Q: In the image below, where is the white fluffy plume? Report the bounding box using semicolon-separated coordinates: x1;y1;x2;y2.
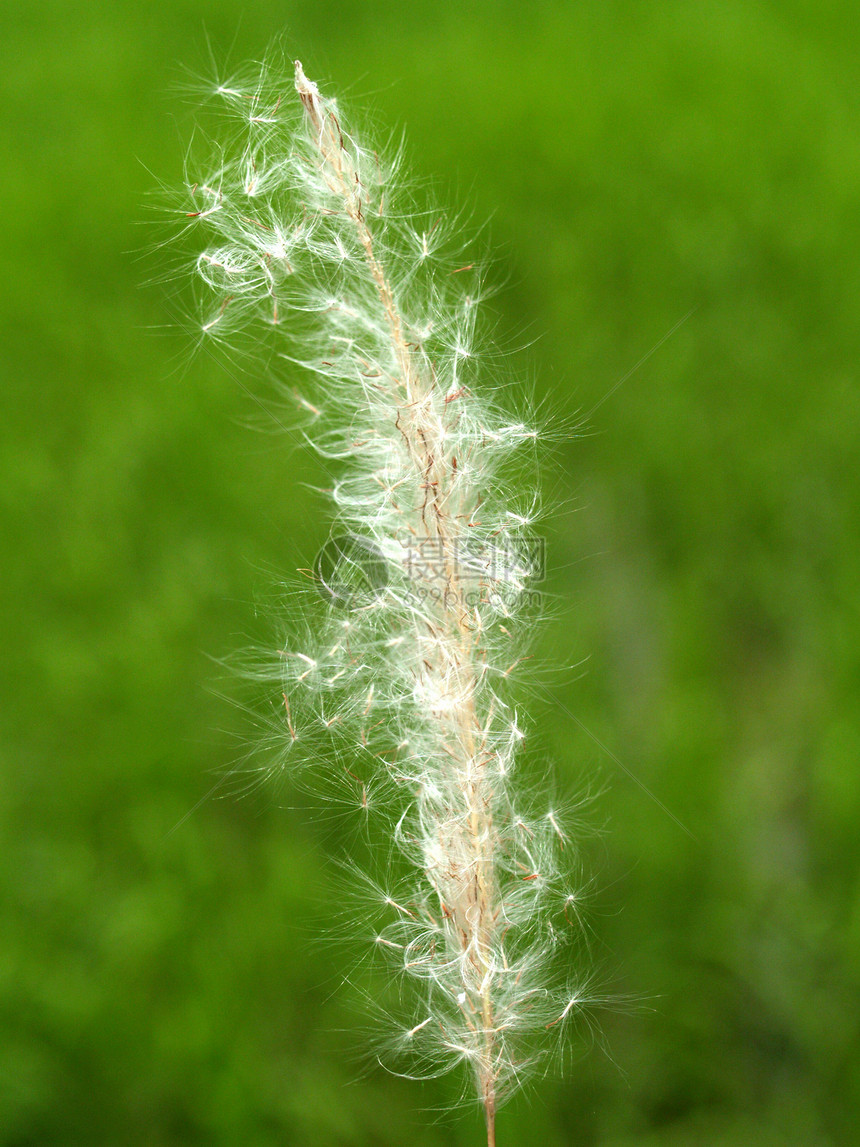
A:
173;56;592;1143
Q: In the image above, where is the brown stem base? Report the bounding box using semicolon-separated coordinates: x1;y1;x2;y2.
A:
486;1098;496;1147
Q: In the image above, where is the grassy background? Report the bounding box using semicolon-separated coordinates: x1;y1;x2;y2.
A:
2;0;859;1143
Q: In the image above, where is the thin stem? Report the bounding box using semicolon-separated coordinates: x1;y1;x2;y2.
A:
295;60;500;1129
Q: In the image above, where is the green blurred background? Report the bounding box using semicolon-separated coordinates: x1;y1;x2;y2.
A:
2;0;858;1143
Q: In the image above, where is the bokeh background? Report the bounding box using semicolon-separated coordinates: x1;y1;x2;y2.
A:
2;1;859;1143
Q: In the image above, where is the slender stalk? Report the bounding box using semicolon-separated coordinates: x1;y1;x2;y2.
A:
296;60;500;1129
